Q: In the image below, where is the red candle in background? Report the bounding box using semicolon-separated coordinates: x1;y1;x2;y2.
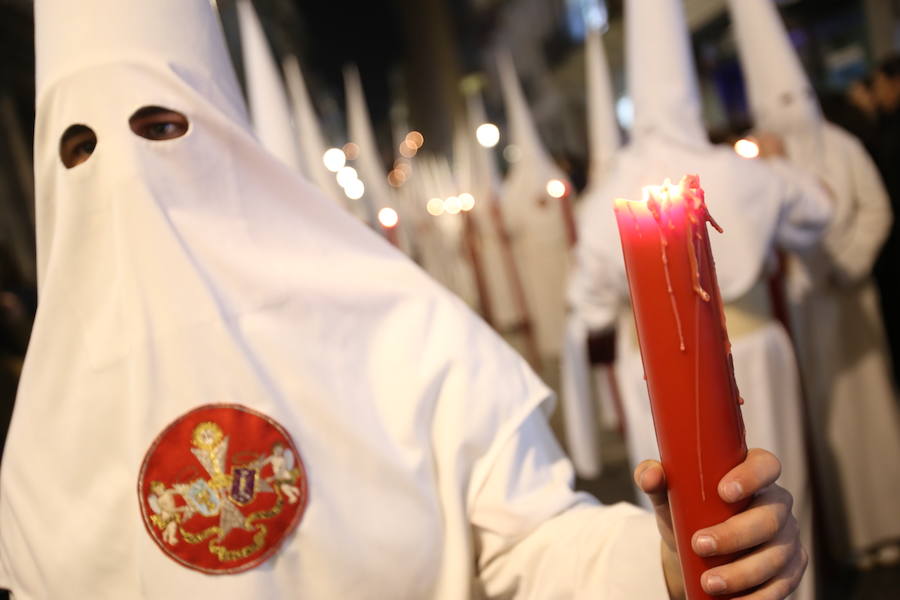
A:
613;175;749;600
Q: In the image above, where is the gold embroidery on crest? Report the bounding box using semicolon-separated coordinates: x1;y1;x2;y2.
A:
146;420;303;564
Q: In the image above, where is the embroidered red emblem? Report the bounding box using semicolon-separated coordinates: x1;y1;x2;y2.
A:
138;404;307;574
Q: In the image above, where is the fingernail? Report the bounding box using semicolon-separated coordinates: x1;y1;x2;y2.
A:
722;481;743;502
704;574;726;593
634;466;646;486
695;535;716;555
639;468;650;488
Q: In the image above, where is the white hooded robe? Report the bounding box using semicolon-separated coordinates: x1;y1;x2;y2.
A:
568;1;832;598
560;27;622;478
0;1;669;597
497;53;574;365
729;0;900;560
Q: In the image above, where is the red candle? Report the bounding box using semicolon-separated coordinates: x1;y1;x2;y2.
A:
614;175;748;600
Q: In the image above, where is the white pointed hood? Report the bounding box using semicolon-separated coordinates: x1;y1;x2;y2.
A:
35;0;247;127
236;0;303;170
496;51;571;229
626;0;708;148
727;0;821;135
344;65;393;221
5;0;553;594
32;0;249;287
585;29;621;184
282;54;346;206
497;51;557;177
571;0;833;314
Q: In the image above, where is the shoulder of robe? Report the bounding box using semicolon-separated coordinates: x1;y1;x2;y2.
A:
424;289;552;463
822;121;865;155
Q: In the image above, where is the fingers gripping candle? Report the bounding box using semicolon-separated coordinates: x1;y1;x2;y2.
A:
614;175;748;600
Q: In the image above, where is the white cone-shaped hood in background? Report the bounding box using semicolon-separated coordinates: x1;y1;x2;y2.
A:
495;50;572;225
585;28;621;185
345;64;393;224
727;0;821;134
235;0;304;171
282;54;346;207
625;0;708;147
496;51;558;179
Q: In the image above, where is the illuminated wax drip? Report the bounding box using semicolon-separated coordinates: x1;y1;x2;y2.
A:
640;184;683;350
643;175;727;502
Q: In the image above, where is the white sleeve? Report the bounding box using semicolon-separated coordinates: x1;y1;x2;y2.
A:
823;135;893;284
470;408;669;599
768;158;832;252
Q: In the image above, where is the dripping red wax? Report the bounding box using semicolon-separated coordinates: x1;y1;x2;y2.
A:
614;175;749;600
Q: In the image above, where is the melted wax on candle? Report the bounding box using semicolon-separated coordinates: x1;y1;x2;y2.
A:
644;175;734;503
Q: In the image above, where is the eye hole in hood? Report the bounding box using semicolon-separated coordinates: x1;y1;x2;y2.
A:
129;105;189;141
59;123;97;169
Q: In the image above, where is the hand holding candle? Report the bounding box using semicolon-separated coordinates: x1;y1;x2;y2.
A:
614;176;804;598
637;450;805;599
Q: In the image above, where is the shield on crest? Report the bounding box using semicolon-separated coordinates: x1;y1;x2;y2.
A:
185;479;222;517
230;467;257;504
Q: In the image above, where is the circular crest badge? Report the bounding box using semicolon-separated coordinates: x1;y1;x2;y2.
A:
138;404;307;574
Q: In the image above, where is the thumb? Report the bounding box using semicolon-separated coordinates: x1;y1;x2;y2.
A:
634;460;675;546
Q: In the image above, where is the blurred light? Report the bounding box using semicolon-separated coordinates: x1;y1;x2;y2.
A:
378;207;399;228
387;169;407;187
459;192;476;211
444;196;462;215
344;178;365;200
343;142;360;160
405;131;424;149
426;197;445;216
616;96;634;130
503;144;522;163
399;140;417;158
546;179;567;199
734;138;760;159
476;123;500;148
322;148;346;172
336;166;359;188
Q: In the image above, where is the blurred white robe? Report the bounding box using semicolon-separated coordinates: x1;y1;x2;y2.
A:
784;123;900;558
727;0;900;559
497;54;573;363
